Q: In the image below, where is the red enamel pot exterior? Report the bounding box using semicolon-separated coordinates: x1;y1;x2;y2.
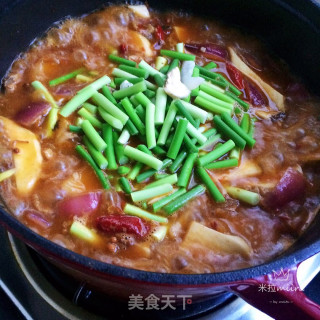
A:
2;213;320;319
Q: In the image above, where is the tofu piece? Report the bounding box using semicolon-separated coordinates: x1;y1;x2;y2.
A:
0;116;42;195
229;47;285;111
128;5;150;18
164;67;190;99
182;221;252;258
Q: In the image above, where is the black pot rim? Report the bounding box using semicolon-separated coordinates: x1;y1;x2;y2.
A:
1;206;320;285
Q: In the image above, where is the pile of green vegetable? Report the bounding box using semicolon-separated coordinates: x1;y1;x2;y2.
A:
32;43;260;224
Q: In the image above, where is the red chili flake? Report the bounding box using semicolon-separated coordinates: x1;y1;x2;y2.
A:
119;44;128;55
210;221;218;231
155;25;165;42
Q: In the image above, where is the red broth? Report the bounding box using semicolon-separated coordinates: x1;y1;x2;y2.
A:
0;5;319;273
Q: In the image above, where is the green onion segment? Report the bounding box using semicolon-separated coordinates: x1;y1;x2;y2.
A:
35;48;258;224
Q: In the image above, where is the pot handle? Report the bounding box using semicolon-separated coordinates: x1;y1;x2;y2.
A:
228;264;320;320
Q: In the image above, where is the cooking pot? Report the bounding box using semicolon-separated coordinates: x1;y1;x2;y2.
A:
0;1;320;319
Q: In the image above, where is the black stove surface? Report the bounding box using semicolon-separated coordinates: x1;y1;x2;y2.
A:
0;287;25;320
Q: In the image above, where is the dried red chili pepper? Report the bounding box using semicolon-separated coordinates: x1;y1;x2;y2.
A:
96;214;150;237
226;63;244;90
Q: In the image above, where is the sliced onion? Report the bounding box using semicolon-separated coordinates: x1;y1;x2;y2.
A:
185;43;228;60
181;61;195;80
25;210;52;229
264;167;307;209
14;102;51;127
180;61;205;90
57;192;102;217
245;80;267;106
120;80;133;90
54;83;84;96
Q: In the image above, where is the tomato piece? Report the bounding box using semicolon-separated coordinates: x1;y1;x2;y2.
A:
155;25;165;42
96;215;149;237
226;63;244;90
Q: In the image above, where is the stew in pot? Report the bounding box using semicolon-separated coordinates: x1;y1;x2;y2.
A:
0;4;319;273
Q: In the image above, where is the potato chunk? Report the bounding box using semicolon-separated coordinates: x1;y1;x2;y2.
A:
174;26;189;43
128;5;150;18
214;159;262;182
127;30;153;57
0;116;42;195
182;221;252;258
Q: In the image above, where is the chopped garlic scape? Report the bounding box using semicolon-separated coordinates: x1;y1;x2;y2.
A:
128;5;150;18
155;56;167;70
151;225;168;242
181;61;205;90
0;168;16;183
70;221;100;244
164;67;190;99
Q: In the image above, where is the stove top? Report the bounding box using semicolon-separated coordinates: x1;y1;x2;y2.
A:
1;227;319;320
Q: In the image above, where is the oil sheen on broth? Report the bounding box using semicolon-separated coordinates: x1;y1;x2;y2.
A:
0;4;319;274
